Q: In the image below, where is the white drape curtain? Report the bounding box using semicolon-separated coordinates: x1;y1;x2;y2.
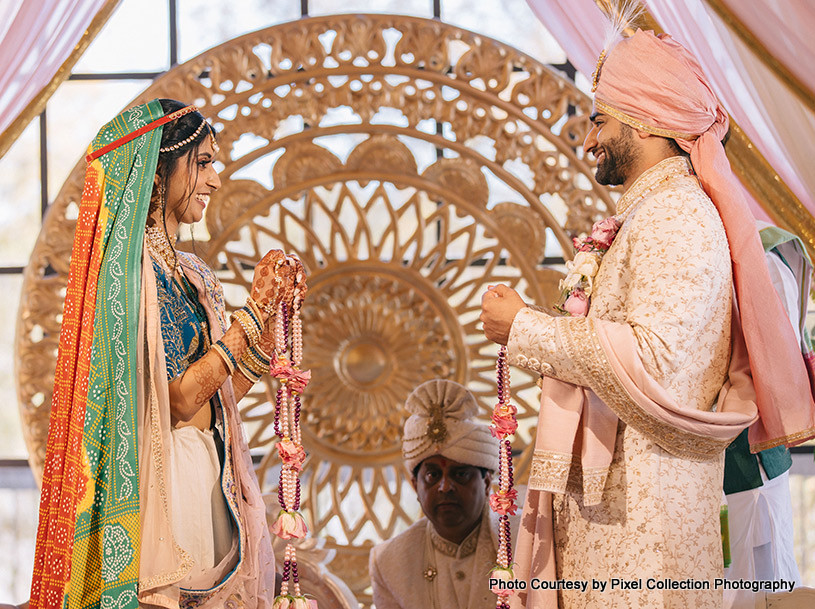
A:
0;0;110;138
524;0;815;220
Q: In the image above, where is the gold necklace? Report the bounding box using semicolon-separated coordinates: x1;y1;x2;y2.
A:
146;225;179;273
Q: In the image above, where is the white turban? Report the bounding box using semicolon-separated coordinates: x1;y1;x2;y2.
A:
402;379;499;474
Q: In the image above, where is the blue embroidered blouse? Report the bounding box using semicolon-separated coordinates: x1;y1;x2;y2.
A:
152;258;212;381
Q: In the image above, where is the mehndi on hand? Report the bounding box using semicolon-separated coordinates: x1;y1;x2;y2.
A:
250;250;306;316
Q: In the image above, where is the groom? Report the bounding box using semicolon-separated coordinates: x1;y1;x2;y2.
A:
480;27;815;609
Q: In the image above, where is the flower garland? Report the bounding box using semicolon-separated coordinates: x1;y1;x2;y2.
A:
555;216;621;316
488;346;518;608
269;263;315;609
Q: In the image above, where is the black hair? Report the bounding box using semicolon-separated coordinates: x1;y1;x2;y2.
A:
147;99;217;257
666;137;690;158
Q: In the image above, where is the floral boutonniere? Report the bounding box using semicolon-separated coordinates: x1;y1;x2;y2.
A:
555;216;621;317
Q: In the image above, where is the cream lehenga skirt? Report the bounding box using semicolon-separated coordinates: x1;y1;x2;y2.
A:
170;425;236;589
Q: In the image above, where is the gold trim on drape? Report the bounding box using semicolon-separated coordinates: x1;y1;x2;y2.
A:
703;0;815;115
0;0;123;161
592;1;815;262
726;123;815;260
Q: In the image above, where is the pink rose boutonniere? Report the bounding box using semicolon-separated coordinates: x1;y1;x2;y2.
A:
556;216;621;317
586;216;621;250
562;288;589;316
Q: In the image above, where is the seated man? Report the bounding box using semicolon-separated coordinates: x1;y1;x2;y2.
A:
369;379;502;609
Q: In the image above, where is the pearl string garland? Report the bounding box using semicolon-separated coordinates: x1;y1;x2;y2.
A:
269;264;313;608
489;345;517;609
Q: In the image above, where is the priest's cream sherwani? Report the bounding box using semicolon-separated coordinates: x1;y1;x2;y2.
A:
369;509;500;609
508;156;733;608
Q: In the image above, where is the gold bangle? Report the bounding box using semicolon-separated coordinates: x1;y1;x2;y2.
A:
231;307;262;346
237;359;261;383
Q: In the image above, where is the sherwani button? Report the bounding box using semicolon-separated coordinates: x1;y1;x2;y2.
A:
540;363;554;375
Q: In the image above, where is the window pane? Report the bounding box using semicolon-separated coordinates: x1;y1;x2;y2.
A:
442;0;566;65
73;0;170;73
178;0;302;63
0;120;40;267
0;482;38;601
309;0;433;18
46;80;151;200
0;274;27;459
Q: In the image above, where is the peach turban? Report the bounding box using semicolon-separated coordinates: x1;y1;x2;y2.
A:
402;379;499;473
594;30;815;450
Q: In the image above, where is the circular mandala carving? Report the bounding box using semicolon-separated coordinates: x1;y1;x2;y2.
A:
301;268;462;460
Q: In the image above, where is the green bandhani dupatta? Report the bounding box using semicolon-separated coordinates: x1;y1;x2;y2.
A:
31;100;164;609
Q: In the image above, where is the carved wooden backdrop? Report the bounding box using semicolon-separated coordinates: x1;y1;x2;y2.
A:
15;14;614;604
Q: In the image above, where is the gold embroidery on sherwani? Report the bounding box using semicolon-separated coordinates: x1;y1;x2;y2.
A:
557;315;732;461
528;450;572;493
429;519;480;558
528;450;608;505
567;462;608;506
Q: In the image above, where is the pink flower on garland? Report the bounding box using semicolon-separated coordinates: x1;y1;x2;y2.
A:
270;356;311;393
490;403;518;439
272;597;291;609
287;368;311;394
270;356;294;379
490;488;518;516
271;509;308;539
489;566;516;596
277;438;307;472
273;594;315;609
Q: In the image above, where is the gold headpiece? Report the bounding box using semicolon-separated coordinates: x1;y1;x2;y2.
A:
426;404;448;444
160;118;207;153
591;49;607;93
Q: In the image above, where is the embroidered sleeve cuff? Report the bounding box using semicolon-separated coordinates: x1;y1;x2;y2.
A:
553;315;602;387
506;307;557;377
505;308;601;387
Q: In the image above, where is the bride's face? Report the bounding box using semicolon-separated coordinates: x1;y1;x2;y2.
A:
165;137;221;227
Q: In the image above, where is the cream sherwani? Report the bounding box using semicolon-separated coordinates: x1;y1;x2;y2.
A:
508;157;732;608
369;508;499;609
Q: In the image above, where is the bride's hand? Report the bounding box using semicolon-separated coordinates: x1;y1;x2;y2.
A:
250;250;297;315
